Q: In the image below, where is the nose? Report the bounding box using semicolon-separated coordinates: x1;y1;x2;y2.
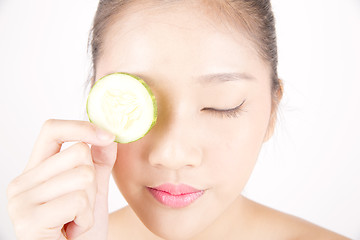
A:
148;121;203;170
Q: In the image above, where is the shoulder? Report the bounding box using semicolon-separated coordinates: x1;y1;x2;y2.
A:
108;207;125;239
243;197;350;240
108;205;161;240
108;206;129;239
108;206;138;240
108;200;349;240
271;210;349;240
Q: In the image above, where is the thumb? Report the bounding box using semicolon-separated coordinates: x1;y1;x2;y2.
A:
64;142;118;239
91;142;118;195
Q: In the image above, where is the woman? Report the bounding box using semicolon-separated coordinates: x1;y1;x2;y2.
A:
6;0;350;239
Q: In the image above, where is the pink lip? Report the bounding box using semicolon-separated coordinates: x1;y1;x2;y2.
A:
147;184;205;208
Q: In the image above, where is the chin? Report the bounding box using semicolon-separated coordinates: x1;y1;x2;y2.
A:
133;200;219;240
145;221;203;240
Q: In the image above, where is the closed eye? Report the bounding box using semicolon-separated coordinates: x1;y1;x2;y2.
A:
202;99;247;118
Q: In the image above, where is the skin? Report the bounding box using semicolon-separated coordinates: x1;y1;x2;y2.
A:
97;2;348;240
99;3;272;240
6;1;349;240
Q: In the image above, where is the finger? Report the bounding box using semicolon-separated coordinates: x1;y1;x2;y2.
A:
61;143;118;240
7;142;93;200
91;142;118;196
26;119;115;172
74;143;117;237
19;165;97;210
36;190;94;239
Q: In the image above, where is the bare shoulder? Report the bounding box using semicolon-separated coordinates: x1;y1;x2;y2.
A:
108;206;161;240
271;210;349;240
108;206;140;239
243;197;350;240
108;206;130;239
108;200;349;240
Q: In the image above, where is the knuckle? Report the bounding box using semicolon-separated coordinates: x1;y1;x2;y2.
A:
7;195;27;221
6;177;21;200
13;220;27;236
77;165;95;185
74;142;91;160
7;199;18;218
6;181;16;200
74;190;90;209
42;119;57;131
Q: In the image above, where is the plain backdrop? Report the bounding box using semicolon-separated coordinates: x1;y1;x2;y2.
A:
1;0;359;239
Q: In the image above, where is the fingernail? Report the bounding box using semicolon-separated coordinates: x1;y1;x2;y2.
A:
96;128;115;142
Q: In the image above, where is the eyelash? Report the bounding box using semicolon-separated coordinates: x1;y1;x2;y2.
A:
202;99;247;118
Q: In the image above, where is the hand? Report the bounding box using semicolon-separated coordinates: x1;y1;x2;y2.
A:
6;119;117;240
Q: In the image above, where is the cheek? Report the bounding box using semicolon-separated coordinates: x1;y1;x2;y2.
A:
113;145;134;175
203;106;271;193
203;132;259;193
112;142;146;195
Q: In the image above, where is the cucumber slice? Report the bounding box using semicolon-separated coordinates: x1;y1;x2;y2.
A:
86;72;157;143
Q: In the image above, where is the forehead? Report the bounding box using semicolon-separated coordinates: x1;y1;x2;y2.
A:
97;2;269;82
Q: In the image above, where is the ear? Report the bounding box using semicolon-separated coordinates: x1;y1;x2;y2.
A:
263;79;283;142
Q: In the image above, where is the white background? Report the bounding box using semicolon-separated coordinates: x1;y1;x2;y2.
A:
0;0;359;239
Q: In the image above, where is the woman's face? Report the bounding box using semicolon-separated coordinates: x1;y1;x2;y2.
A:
96;3;274;239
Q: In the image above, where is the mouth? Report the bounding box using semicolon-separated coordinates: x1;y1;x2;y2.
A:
147;183;205;208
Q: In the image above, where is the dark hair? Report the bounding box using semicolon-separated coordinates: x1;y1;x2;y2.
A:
87;0;283;105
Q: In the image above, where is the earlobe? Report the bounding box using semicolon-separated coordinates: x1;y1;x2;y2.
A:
263;79;284;143
263;109;277;142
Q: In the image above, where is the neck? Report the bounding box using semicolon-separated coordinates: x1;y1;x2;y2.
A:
190;194;252;240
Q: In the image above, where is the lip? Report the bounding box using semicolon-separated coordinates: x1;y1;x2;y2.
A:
147;183;205;208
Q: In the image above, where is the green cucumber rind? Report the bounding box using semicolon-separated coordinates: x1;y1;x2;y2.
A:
86;72;157;144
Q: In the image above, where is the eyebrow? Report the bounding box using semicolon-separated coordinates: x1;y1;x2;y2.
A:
197;72;256;84
130;72;256;87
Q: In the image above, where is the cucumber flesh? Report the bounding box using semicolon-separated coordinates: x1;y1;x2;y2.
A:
86;72;157;143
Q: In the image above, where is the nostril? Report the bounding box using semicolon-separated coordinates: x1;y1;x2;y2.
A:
148;141;202;170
